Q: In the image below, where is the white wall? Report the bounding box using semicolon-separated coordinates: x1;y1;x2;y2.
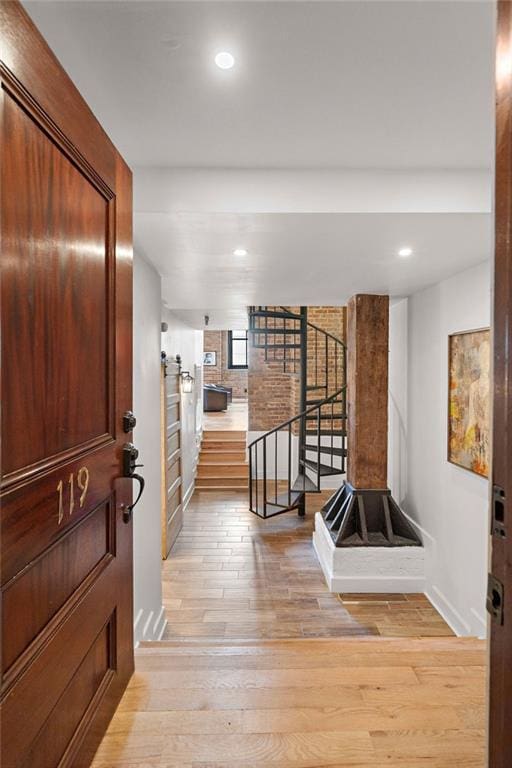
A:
161;310;203;507
400;260;491;637
388;298;409;504
132;253;166;643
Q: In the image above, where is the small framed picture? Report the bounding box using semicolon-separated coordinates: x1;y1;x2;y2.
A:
203;351;217;366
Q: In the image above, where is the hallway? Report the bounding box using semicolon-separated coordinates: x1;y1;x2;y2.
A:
89;490;486;767
161;491;454;641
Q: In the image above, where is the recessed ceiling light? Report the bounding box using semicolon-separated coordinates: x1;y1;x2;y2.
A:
215;51;235;70
398;247;413;257
233;248;247;257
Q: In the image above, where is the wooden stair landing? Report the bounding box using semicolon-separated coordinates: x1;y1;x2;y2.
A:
196;430;248;491
91;636;486;768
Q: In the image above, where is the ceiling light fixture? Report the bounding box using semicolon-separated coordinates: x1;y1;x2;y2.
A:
398;247;413;257
233;248;248;257
215;51;235;70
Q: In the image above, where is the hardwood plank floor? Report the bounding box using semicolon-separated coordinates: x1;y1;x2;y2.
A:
90;489;486;767
203;399;248;432
91;637;486;767
161;490;454;641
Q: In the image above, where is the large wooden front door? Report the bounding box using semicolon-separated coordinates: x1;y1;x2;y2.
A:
489;2;512;765
0;4;134;766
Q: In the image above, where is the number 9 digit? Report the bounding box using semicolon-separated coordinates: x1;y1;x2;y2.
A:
77;466;90;508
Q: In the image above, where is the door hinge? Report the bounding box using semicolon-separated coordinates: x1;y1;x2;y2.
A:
486;573;505;625
492;485;506;538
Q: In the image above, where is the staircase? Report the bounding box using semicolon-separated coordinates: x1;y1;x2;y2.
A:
196;430;249;491
248;306;347;518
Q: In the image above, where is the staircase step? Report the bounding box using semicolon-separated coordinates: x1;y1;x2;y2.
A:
249;328;300;335
252;343;301;350
199;450;246;463
306;429;347;436
201;440;246;451
197;463;248;478
305;413;346;421
306;398;345;406
291;473;319;493
254;492;303;517
195;481;248;490
300;458;344;476
249;309;302;320
203;430;246;440
304;444;347;457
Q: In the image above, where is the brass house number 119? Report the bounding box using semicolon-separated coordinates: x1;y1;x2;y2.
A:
57;467;90;524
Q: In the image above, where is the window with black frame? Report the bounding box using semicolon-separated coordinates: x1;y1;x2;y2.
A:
228;330;248;369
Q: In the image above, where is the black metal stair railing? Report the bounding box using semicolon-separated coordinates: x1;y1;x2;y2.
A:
248;386;347;519
247;305;347;519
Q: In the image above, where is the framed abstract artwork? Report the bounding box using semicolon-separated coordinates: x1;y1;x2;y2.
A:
448;328;490;477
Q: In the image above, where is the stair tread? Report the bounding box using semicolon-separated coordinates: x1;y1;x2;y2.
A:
249;328;300;335
305;413;347;420
249;309;302;320
306;429;347;436
304;444;347;457
291;473;319;492
301;458;344;476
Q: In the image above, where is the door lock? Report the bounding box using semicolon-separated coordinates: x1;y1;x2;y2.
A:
121;443;145;523
486;573;505;625
123;410;137;433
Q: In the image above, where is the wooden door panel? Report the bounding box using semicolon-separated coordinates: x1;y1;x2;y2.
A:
2;497;114;676
1;4;134;767
1;72;114;483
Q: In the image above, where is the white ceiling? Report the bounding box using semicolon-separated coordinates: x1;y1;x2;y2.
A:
25;0;494;169
143;208;492;306
25;1;495;329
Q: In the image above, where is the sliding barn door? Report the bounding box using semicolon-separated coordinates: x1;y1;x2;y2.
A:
0;4;134;766
489;2;512;765
161;357;183;557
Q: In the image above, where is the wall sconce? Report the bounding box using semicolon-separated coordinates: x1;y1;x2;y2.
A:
176;354;194;394
181;371;194;393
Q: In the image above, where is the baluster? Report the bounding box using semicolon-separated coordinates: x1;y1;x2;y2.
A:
249;444;253;511
275;430;278;503
263;438;267;518
325;334;329;396
317;408;321;487
288;423;292;507
255;442;259;516
331;399;334;468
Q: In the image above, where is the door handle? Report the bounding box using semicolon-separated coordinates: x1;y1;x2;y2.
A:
122;442;145;523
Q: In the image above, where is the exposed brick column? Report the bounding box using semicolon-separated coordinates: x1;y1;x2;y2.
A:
346;294;389;489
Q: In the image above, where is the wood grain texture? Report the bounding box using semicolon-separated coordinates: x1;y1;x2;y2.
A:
91;636;486;767
346;294;389;489
489;3;512;765
159;490;451;641
0;5;134;767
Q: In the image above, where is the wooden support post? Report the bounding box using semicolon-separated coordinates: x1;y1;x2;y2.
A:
346;293;389;489
321;293;420;547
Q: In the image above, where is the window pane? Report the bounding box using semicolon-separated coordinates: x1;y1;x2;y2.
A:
231;339;247;366
231;329;247;339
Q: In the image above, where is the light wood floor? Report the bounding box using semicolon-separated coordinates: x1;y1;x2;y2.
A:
91;489;487;767
203;399;248;432
92;635;486;767
161;490;455;641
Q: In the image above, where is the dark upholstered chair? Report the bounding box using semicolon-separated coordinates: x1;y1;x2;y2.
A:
203;385;229;412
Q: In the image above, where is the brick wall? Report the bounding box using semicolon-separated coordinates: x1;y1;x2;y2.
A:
248;306;346;431
203;330;248;398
